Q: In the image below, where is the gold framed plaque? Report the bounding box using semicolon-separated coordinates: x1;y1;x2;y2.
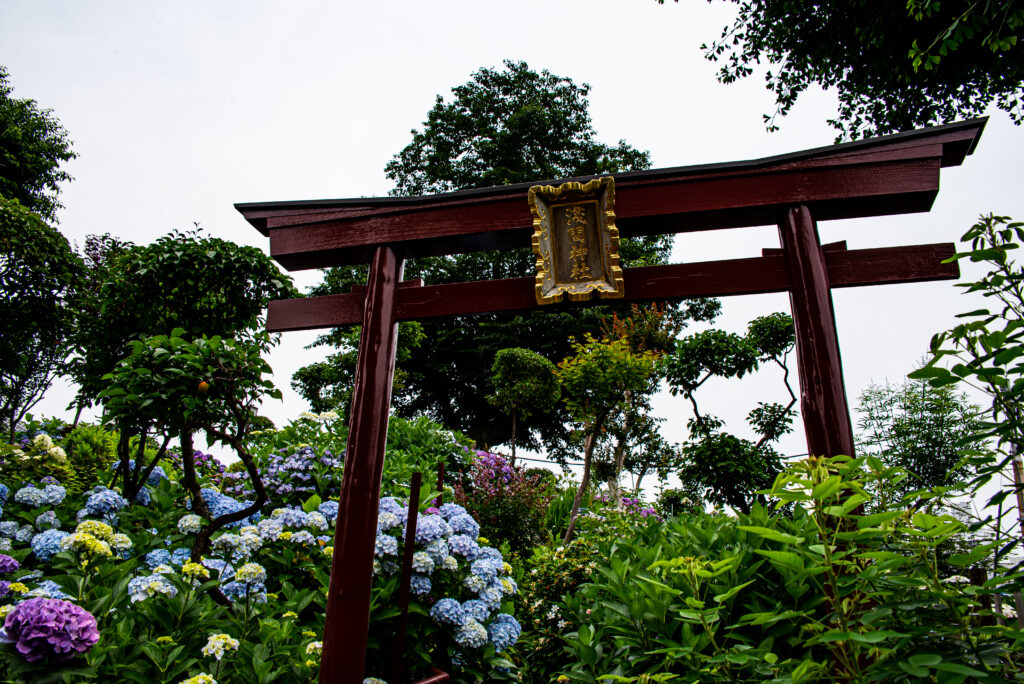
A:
529;176;624;305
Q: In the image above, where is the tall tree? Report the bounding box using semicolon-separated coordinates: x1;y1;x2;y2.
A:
0;66;76;222
300;60;681;448
857;378;984;508
0;197;84;439
659;1;1024;140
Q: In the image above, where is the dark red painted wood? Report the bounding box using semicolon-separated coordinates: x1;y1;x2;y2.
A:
778;206;856;458
266;160;941;270
320;246;403;684
412;669;451;684
436;462;445;506
266;243;959;332
392;472;422;684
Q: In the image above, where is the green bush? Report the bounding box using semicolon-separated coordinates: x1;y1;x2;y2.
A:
62;422;117;492
546;455;1024;681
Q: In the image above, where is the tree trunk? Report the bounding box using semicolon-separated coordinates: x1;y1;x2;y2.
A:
563;413;606;544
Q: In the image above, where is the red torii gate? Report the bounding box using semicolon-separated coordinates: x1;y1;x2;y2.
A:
236;118;985;684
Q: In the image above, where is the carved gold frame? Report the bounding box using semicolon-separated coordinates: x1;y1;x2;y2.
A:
528;176;624;305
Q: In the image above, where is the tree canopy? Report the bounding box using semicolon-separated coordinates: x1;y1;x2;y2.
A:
661;1;1024;139
300;60;688;448
0;197;84;438
0;66;76;222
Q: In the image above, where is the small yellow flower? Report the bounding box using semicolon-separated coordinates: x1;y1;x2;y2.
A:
265;593;279;601
277;531;293;542
557;676;570;682
182;561;210;581
305;660;318;668
282;611;298;619
76;520;114;541
156;636;175;644
477;536;489;546
301;630;317;638
8;583;29;594
306;641;323;656
323;546;334;556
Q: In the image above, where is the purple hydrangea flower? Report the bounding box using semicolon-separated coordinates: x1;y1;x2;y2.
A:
0;553;19;573
3;597;99;662
438;503;467;520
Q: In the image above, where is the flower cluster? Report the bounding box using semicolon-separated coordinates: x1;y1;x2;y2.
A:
201;633;239;661
82;486;128;518
14;483;66;508
2;597;99;662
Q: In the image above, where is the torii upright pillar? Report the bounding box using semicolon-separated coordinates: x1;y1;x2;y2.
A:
779;205;856;457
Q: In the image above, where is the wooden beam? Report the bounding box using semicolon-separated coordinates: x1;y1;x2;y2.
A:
321;246;403;684
266;242;958;332
266;159;942;270
779;205;856;458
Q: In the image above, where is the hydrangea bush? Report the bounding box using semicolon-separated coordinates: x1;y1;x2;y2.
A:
0;417;519;684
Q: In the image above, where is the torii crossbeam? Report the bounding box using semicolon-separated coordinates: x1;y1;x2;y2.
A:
236;118;985;684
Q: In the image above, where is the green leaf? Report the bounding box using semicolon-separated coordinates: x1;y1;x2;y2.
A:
738;526;802;544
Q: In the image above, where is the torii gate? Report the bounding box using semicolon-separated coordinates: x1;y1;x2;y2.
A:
236;118;985;684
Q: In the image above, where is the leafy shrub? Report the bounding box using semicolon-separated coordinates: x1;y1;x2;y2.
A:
454;451;555;556
61;423;117;492
549;454;1024;681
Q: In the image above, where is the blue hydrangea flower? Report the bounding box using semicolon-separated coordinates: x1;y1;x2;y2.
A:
189;489;255;527
170;547;192;567
134;487;151;506
318;500;339;523
377;511;402;533
374;534;398;557
476;546;503;563
34;511;60;531
222;580;266;602
306;511;328;530
0;483;8;502
30;529;69;561
409;574;431;595
454;618;488;649
85;487;128;516
447;513;480;539
15;524;33;542
438;503;467;520
424;538;449;564
479;585;503;608
487;613;521;653
461;599;491;623
203;558;234;580
14;486;45;508
27;579;71;600
290;530;315;545
464;574;486;593
471;557;503;580
429;598;466;626
378;497;405;517
408;514;450;544
271;507;309;528
447;534;479;559
411;551;434;575
0;521;19;538
41;484;66;506
144;549;171;569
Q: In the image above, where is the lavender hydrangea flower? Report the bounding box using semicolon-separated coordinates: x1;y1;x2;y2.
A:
30;529;69;561
438;503;467;520
447;513;480;539
374;534;398;557
2;597;99;662
409;574;431;595
271;508;309;529
407;514;450;544
290;530;315;545
85;487;128;516
0;553;20;573
447;534;479;560
317;500;339;523
27;580;71;600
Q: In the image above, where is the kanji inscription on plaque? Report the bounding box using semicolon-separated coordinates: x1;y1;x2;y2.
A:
529;176;624;304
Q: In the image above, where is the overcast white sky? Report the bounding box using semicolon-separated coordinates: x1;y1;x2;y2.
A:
3;1;1023;475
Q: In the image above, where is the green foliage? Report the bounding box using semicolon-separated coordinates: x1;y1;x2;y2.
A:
857;378;984;506
0;196;84;439
303;60;684;448
665;0;1024;139
911;214;1024;504
0;66;76;222
488;348;561;460
667;313;796;513
384;59;651;195
62;422;118;493
72;227;295;405
542;454;1024;681
0;432;76;486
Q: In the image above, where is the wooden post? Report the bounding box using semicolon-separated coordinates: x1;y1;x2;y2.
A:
392;472;423;684
778;205;856;458
321;245;403;684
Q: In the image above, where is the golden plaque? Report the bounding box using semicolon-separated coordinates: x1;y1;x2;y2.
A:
529;176;624;305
